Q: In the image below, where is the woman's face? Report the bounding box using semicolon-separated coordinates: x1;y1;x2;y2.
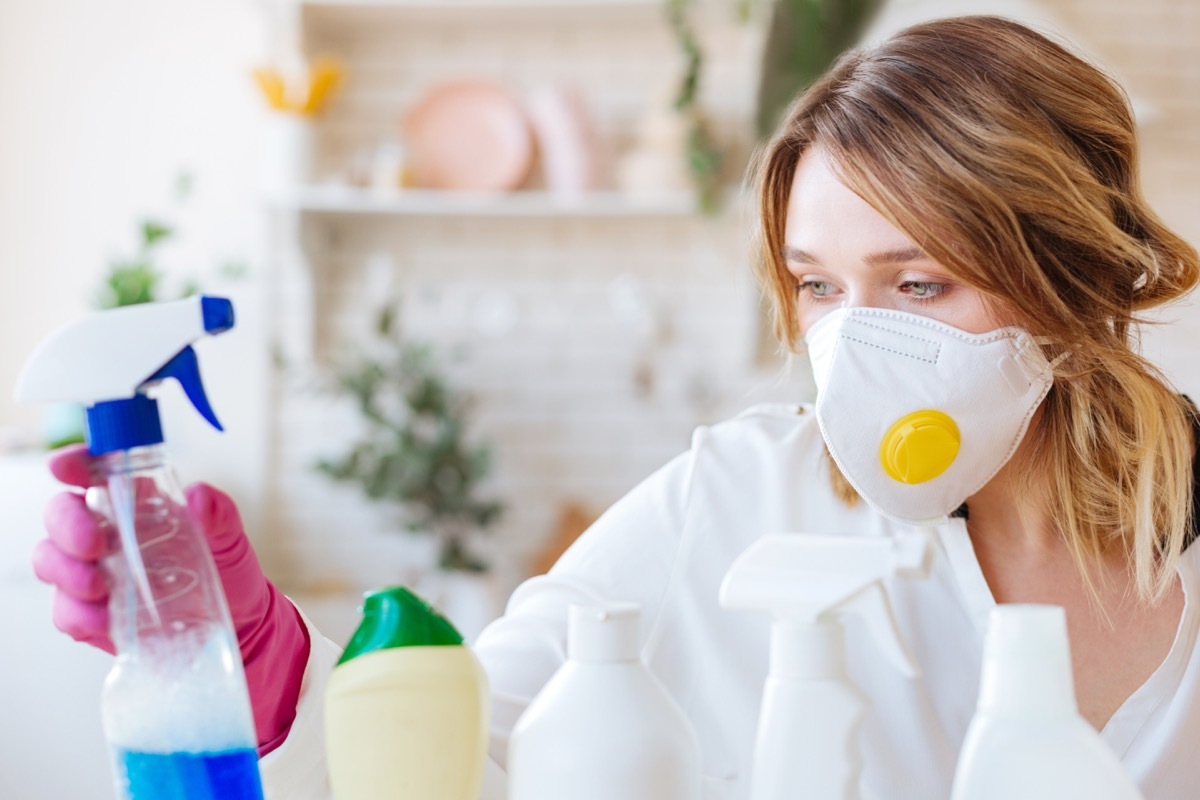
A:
784;148;1009;336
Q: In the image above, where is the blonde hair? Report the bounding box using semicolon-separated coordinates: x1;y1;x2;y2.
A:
752;16;1200;602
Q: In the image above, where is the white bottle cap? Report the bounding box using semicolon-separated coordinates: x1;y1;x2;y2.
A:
568;602;641;663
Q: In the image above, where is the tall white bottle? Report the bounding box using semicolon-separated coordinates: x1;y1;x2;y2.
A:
507;602;701;800
951;604;1145;800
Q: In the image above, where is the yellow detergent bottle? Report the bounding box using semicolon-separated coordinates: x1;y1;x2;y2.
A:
324;586;490;800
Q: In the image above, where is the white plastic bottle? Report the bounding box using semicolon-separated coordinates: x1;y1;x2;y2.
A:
507;602;701;800
950;604;1145;800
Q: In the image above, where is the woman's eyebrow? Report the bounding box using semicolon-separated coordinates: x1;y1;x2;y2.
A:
780;245;930;265
781;245;818;264
863;246;929;266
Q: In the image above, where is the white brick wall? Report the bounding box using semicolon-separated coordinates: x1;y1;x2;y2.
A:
264;0;1200;607
262;1;795;603
1040;0;1200;403
270;208;806;596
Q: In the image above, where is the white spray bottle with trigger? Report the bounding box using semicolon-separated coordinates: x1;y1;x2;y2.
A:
719;530;934;800
15;295;264;800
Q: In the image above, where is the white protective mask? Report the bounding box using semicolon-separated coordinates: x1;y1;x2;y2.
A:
804;307;1056;525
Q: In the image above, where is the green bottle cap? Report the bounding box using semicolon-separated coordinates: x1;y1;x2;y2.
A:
336;585;463;666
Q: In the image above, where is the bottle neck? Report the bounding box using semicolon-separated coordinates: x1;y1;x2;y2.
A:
94;444;185;512
977;605;1078;718
770;619;846;680
977;651;1077;718
568;603;642;663
95;445;169;477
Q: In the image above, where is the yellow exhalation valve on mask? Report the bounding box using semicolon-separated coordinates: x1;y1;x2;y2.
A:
880;409;960;484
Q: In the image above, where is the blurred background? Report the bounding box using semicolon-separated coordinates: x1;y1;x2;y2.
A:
0;0;1196;796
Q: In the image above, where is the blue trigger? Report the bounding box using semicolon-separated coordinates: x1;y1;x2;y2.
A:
147;346;224;431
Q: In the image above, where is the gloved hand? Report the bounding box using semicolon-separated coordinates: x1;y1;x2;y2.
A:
31;443;311;756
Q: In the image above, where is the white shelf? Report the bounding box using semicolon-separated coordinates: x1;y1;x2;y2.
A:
288;185;708;218
298;0;663;9
296;0;667;19
295;0;667;31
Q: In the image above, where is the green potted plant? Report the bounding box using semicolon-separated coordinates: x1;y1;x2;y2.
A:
316;305;505;575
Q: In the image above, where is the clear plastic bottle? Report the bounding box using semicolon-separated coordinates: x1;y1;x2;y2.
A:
14;296;261;799
91;444;263;800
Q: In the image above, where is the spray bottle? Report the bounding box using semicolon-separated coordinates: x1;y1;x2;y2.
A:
15;296;264;800
719;530;933;800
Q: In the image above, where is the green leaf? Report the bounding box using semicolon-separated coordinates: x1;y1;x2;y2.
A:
218;260;249;281
174;171;194;200
99;260;161;308
46;431;87;450
377;305;396;337
141;220;173;248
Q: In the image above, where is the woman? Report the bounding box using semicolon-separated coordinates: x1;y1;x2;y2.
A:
34;15;1200;798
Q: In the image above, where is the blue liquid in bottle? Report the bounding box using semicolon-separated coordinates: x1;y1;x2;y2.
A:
116;747;264;800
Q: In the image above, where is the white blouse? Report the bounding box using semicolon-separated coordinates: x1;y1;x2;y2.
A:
262;403;1200;800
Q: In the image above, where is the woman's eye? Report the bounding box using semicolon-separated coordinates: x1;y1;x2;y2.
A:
900;281;946;299
798;280;836;299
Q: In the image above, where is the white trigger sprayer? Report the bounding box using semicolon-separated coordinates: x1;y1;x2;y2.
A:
15;296;266;800
719;529;934;800
16;295;234;623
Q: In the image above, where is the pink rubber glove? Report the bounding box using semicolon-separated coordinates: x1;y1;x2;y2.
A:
31;443;311;756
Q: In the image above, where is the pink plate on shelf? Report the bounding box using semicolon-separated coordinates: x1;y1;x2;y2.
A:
403;79;534;192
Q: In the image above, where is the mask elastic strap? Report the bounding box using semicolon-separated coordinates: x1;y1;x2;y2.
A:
1029;336;1071;378
1047;350;1072;372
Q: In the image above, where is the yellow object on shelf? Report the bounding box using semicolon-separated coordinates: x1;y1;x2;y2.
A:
253;56;343;117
